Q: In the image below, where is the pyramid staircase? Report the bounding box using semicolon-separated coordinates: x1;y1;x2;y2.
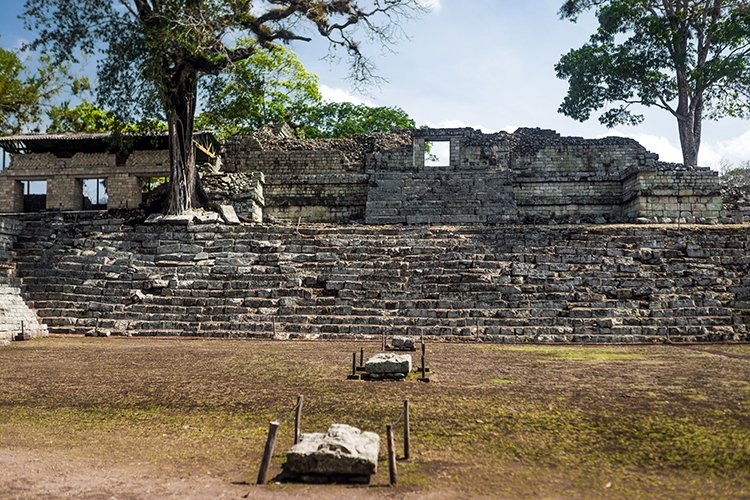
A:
9;214;750;342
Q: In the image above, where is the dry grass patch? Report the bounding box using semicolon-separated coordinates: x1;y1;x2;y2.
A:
0;338;748;498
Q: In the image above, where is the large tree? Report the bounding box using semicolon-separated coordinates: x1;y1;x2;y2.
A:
24;0;424;214
196;40;321;139
556;0;750;167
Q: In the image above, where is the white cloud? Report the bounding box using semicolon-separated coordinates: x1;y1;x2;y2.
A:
706;129;750;168
607;130;683;163
418;0;442;12
600;128;750;169
422;119;498;134
319;84;374;106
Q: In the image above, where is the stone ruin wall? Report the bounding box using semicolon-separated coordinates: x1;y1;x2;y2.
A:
0;150;170;212
0;217;47;344
7;212;750;342
224;127;723;224
222;131;412;222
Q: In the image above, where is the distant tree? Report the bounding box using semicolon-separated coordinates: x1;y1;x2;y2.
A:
47;100;167;134
25;0;425;215
556;0;750;167
0;44;70;134
196;40;321;140
299;101;415;138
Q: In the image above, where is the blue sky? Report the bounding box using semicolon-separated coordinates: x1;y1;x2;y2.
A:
2;0;749;167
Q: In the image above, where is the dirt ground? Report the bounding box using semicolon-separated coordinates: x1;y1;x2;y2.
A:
1;337;749;499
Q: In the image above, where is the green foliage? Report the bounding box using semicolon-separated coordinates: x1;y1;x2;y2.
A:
23;0;423;213
196;40;321;140
557;1;750;125
0;44;70;133
299;101;415;138
47;100;167;134
47;100;117;133
556;1;750;165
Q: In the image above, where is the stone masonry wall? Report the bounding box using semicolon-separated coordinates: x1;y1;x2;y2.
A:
366;129;518;224
10;213;750;343
0;151;168;212
622;163;722;222
223;132;411;222
0;217;47;343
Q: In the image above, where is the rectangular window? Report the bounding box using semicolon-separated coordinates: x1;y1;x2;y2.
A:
141;176;170;207
20;180;47;213
1;148;9;172
424;140;451;167
82;178;108;210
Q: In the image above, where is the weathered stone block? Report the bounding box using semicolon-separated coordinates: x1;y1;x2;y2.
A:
365;352;412;375
285;424;379;482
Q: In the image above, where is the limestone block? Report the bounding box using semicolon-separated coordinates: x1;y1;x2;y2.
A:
285;424;379;481
365;352;412;375
218;205;241;225
391;335;415;350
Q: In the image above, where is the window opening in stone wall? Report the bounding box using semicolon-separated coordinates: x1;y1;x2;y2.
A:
141;176;170;206
1;148;9;172
82;178;108;210
20;180;47;213
424;140;450;167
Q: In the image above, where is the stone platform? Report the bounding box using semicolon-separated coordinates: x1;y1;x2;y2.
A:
5;213;750;343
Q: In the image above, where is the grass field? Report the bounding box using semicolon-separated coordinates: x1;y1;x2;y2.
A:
1;338;749;498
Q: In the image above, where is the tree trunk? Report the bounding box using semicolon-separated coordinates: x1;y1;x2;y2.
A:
165;66;208;215
677;113;700;168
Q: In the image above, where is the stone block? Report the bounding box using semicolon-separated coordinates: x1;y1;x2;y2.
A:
365;352;412;375
218;205;241;225
391;335;416;350
285;424;379;482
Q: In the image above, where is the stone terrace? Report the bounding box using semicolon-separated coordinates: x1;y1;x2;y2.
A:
9;213;750;343
0;218;47;343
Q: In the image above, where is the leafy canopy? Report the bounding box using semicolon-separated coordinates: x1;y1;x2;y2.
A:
24;0;425;123
0;43;73;134
299;101;415;138
195;40;321;139
556;0;750;127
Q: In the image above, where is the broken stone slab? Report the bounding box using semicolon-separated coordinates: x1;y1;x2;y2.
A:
391;335;416;350
194;210;221;224
218;205;241;225
365;352;412;376
145;213;196;225
285;424;379;483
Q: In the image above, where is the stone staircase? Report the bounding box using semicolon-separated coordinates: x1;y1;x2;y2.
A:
0;258;48;344
10;213;750;342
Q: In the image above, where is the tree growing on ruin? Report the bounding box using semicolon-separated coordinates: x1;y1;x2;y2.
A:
24;0;425;214
556;0;750;167
196;40;321;139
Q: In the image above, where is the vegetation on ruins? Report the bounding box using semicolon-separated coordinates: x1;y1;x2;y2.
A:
556;0;750;167
0;44;75;134
23;0;425;215
47;99;168;134
298;101;415;138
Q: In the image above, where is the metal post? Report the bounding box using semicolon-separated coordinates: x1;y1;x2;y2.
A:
347;352;360;379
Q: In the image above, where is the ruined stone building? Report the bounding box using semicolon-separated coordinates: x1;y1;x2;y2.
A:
0;127;746;344
0;127;724;224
